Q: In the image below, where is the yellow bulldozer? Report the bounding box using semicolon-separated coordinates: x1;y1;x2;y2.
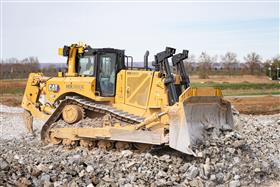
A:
22;43;233;156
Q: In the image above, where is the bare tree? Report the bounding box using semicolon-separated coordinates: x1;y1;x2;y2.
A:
184;54;196;63
244;52;262;75
198;52;213;79
183;54;196;74
221;52;238;73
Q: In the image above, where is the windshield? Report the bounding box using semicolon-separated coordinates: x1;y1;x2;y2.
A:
78;56;95;76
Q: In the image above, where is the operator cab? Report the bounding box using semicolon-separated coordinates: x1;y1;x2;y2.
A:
77;47;126;97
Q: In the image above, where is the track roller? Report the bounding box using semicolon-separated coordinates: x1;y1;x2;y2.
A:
115;141;131;151
62;139;78;149
133;143;152;152
97;140;113;151
80;139;96;149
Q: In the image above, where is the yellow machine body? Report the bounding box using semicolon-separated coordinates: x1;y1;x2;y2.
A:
21;43;233;155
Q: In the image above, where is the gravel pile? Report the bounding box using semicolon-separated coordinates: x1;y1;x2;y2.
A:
0;105;44;140
0;104;280;187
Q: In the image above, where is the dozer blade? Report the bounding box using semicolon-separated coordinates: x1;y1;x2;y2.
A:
168;96;233;156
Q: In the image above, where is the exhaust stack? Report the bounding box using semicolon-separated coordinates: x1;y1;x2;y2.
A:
144;50;149;70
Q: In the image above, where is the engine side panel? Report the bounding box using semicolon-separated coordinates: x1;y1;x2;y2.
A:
114;70;169;121
125;70;154;109
45;77;114;104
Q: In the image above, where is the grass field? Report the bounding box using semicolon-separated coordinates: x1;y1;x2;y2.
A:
190;82;280;96
0;79;26;95
1;75;279;96
0;75;279;114
190;75;274;83
0;79;26;106
189;75;280;96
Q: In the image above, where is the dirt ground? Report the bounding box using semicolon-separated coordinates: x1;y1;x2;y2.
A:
0;79;26;88
190;75;275;83
0;94;23;107
227;96;280;115
0;79;26;106
1;77;279;114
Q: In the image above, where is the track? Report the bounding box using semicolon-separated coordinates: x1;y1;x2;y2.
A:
41;96;145;144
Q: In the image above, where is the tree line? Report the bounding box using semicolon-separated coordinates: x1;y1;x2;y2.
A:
184;52;280;79
0;57;59;79
1;52;279;80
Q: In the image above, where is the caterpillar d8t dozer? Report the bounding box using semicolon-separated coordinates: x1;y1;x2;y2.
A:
22;43;233;156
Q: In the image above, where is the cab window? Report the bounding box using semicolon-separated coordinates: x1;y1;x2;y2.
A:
99;53;117;96
78;56;95;76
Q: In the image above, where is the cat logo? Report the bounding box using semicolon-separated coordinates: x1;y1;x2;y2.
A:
48;84;60;92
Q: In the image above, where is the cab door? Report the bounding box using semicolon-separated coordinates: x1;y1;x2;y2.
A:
97;53;117;96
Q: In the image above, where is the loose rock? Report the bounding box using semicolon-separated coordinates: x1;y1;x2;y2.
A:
0;104;279;186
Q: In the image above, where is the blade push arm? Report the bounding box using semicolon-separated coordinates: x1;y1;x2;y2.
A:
154;47;178;105
172;50;190;89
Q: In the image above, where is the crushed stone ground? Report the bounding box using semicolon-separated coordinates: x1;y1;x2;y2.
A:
0;104;279;187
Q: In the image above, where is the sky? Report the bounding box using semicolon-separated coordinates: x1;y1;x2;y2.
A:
1;1;279;63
